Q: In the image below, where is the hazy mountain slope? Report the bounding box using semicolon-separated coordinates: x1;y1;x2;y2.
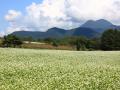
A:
12;19;120;39
81;19;116;33
12;27;100;39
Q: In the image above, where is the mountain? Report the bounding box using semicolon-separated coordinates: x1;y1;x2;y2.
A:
12;31;45;39
11;19;120;39
71;27;99;38
12;27;68;39
45;27;67;38
81;19;117;33
12;27;99;39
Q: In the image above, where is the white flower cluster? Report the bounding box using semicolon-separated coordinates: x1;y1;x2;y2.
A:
0;48;120;89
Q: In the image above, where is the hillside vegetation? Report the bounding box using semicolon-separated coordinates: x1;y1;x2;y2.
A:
2;29;120;51
0;48;120;90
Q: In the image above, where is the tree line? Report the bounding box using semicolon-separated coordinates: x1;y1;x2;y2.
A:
1;29;120;51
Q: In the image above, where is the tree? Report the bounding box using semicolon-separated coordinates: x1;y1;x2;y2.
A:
77;37;88;51
44;38;53;44
76;39;81;51
101;29;120;50
52;40;59;47
87;38;101;50
2;35;23;48
27;36;33;43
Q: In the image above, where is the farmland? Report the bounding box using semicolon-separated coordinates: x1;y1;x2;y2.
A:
0;48;120;90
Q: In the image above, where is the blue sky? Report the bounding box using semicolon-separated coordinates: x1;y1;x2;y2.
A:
0;0;42;34
1;0;120;36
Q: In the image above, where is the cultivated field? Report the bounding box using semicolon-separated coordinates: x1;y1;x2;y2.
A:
0;48;120;90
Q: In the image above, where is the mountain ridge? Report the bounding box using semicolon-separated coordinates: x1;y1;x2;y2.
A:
11;19;120;39
12;27;99;39
81;19;117;33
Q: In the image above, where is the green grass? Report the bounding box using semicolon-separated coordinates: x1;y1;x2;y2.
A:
0;48;120;90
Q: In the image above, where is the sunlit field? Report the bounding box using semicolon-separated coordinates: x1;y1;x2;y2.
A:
0;48;120;90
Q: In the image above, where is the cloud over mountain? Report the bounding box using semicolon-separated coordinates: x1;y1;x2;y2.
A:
5;0;120;34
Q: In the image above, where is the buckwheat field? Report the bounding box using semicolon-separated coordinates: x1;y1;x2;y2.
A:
0;48;120;90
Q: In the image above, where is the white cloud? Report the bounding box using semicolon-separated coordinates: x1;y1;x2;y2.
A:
5;0;120;34
0;31;5;37
5;10;22;22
